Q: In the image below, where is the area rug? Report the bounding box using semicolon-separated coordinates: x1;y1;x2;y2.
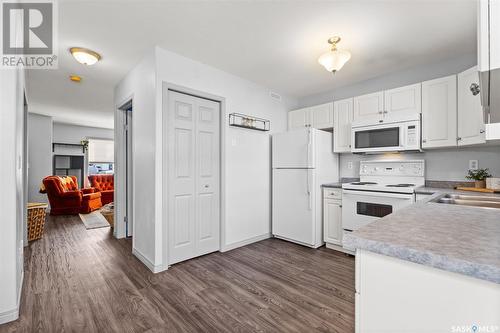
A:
79;211;110;229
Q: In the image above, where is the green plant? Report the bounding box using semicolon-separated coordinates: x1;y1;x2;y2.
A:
466;168;491;181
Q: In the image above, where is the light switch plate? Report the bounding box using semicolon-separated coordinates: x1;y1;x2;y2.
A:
347;161;353;170
469;160;478;170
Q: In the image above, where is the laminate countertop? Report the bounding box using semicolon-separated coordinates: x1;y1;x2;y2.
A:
344;191;500;284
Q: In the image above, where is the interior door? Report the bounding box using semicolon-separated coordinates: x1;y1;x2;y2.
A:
125;108;133;237
272;169;315;246
272;128;314;168
168;90;220;265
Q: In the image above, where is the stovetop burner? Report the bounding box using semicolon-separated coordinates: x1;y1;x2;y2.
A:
351;182;378;185
386;183;416;188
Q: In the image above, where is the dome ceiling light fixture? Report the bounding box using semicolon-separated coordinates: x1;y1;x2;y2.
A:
318;36;351;73
69;47;101;65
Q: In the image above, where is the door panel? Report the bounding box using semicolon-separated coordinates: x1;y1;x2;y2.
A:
311;103;333;129
384;83;422;117
288;109;309;129
272;128;314;168
334;98;353;152
324;199;342;245
353;91;384;122
272;169;315;246
421;75;457;148
458;67;486;146
168;90;220;265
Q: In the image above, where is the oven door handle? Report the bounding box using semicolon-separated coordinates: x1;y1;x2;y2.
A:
343;189;414;199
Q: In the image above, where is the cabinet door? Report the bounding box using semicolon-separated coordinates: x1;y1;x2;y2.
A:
323;199;342;245
334;98;353;152
457;67;486;146
384;83;421;118
311;102;334;129
421;75;457;148
353;91;384;122
479;0;500;72
288;108;310;129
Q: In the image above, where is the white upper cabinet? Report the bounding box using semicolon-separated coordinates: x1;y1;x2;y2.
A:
421;75;457;149
353;91;384;122
384;83;422;118
288;103;333;130
479;0;500;72
333;98;353;153
457;67;486;146
311;103;334;129
288;108;310;129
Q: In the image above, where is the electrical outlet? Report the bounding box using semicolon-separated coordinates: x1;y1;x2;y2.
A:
347;161;353;170
469;160;478;170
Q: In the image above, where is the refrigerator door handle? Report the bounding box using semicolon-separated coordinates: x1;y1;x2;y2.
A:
307;129;312;167
307;170;312;210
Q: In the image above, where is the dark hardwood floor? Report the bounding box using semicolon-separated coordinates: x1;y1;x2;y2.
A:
1;215;355;333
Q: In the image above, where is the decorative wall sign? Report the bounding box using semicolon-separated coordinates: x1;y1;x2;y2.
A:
229;113;270;131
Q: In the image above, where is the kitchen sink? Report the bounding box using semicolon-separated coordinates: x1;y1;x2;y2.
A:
431;193;500;209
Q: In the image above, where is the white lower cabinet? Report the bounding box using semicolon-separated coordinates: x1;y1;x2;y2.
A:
323;188;342;246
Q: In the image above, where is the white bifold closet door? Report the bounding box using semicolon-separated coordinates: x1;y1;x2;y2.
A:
167;90;220;265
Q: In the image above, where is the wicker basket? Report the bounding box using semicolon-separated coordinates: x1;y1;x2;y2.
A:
100;203;114;228
27;203;48;241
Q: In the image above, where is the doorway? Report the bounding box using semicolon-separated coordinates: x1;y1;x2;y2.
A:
165;89;221;265
118;101;133;238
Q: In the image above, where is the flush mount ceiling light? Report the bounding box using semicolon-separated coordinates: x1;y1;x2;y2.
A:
69;47;101;65
69;75;82;83
318;36;351;73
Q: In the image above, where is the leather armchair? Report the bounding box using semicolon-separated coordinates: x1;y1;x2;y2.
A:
42;176;102;215
88;175;114;205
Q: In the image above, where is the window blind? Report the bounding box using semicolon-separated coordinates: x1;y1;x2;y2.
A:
88;139;114;163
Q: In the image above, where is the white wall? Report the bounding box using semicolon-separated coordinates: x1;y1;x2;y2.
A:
114;50;157;259
27;113;52;203
339;147;500;181
0;67;25;324
115;46;298;271
53;122;114;142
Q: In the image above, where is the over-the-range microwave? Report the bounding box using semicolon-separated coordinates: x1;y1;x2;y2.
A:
351;114;421;153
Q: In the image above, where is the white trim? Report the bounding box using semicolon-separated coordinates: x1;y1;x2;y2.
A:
132;247;167;273
0;270;23;325
220;233;270;252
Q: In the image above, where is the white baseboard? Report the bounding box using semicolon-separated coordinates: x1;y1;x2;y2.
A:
132;247;167;273
0;270;23;325
220;233;270;252
326;242;355;255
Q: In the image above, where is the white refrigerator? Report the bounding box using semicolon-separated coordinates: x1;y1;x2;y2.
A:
272;128;339;248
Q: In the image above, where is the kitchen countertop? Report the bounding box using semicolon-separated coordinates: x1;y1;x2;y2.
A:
322;178;360;188
344;191;500;284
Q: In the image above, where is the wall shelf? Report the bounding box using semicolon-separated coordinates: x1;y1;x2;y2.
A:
52;142;86;153
229;113;270;132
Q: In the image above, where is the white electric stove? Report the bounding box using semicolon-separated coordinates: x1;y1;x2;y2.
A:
341;160;425;251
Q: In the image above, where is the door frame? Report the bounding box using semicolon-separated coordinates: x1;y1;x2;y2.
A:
115;95;134;240
161;82;226;267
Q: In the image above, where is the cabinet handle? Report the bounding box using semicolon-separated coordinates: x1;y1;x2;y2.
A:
383;111;388;114
422;139;427;143
480;129;485;134
457;137;462;141
378;111;383;114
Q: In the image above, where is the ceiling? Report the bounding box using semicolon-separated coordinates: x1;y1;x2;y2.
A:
26;0;477;129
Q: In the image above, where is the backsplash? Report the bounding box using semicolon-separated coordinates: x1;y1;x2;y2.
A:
339;146;500;181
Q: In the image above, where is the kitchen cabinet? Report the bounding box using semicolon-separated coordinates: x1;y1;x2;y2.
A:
353;91;384;122
288;108;309;129
457;67;486;146
421;75;457;148
333;98;353;152
323;188;342;246
384;83;421;118
288;102;333;130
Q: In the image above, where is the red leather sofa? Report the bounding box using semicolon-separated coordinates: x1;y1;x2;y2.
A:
42;176;102;215
88;174;114;205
